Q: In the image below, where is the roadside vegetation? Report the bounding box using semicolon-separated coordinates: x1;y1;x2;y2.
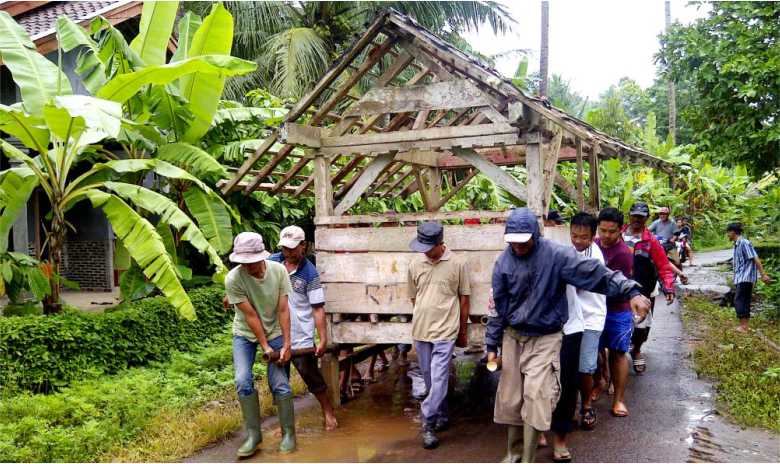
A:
682;297;780;433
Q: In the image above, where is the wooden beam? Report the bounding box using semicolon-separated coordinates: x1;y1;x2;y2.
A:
588;144;601;210
279;123;321;147
333;153;396;215
541;127;563;214
343;79;490;116
554;172;579;204
315;209;510;226
433;168;478;210
415;166;442;211
575;138;585;211
394;150;439;167
313;153;334;217
221;133;279;193
380;167;415;197
366;163;405;196
524;133;545;220
452;147;527;202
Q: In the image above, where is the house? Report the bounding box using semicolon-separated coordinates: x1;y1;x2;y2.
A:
1;1;142;291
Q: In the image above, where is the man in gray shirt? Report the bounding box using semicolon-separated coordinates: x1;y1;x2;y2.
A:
648;207;676;242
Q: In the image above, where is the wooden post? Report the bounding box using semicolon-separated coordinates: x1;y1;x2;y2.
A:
313;152;334;218
416;166;442;212
541;128;562;214
588;144;601;211
524;131;545;228
575;138;585;211
321;351;341;408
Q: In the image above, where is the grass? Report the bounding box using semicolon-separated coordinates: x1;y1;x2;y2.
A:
0;331;307;463
682;297;780;433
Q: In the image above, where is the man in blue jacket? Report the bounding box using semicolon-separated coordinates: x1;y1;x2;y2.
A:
486;208;650;463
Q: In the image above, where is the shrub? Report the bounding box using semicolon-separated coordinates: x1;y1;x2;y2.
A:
0;285;230;392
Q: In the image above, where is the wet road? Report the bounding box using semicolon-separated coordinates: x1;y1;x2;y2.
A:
190;254;778;462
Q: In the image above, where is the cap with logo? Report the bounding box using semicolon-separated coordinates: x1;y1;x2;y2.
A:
629;202;650;217
229;232;271;263
279;225;306;249
409;221;444;253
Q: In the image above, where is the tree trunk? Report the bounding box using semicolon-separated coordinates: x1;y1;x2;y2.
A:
665;1;677;144
539;1;549;97
42;207;65;314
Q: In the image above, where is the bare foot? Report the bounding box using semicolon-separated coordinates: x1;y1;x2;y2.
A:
590;379;607;402
611;401;629;417
538;433;548;448
324;414;339;431
735;326;749;333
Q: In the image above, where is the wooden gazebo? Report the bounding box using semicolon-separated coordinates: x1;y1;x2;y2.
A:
221;10;673;404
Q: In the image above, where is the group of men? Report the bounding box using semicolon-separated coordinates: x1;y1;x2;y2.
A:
220;201;769;461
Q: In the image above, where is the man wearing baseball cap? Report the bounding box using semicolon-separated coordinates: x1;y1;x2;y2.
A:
407;221;471;450
225;232;296;457
268;225;338;432
487;208;651;462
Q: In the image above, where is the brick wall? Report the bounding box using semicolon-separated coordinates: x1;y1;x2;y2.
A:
62;240;112;291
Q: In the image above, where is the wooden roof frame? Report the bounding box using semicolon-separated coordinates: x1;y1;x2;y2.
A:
220;9;674;219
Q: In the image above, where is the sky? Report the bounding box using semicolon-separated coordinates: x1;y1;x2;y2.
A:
461;0;710;100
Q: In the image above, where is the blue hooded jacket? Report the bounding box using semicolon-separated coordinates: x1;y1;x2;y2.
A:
486;208;642;352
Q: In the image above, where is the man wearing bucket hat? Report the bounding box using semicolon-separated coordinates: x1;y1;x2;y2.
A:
268;225;338;432
486;208;651;463
225;232;296;457
407;221;471;450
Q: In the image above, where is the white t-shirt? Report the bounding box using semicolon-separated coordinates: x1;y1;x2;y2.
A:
564;242;608;334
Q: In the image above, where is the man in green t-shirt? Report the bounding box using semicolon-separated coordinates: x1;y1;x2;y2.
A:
225;232;296;457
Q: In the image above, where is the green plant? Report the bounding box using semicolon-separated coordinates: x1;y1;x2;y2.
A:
0;286;229;393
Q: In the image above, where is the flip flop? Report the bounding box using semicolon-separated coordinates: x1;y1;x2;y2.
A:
611;407;629;417
632;353;646;374
581;407;597;430
553;447;572;463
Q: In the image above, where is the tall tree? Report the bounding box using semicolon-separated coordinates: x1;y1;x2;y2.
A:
539;1;549;97
659;2;780;176
664;1;676;144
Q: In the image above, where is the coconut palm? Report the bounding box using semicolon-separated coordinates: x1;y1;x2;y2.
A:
184;1;515;100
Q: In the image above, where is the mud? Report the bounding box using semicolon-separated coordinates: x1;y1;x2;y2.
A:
189;250;779;463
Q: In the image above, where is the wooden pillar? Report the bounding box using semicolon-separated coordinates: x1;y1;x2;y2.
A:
575;138;585;211
525;131;545;227
541;128;562;214
313;152;334;218
588;144;601;211
416;166;442;212
321;350;341;408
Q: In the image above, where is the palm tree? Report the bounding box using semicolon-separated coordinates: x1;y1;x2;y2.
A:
185;1;516;100
539;1;549;97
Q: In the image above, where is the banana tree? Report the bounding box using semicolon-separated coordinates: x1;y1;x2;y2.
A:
0;10;254;318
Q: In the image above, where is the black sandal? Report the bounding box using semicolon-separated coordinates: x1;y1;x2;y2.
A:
581;407;597;430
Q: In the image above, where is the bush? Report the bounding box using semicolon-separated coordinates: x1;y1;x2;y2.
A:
0;285;230;393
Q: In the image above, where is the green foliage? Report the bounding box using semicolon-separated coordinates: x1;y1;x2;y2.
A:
0;252;50;305
755;255;780;319
0;286;229;393
682;297;780;432
658;2;780;176
0;331;240;462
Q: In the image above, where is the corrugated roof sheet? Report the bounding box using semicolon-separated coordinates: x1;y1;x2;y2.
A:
13;1;133;40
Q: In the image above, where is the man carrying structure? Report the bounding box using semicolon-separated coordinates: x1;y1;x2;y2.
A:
487;208;650;463
408;222;471;450
269;225;338;431
727;222;771;333
225;232;297;457
623;202;676;374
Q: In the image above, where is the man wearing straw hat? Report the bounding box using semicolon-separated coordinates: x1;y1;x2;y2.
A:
225;232;296;457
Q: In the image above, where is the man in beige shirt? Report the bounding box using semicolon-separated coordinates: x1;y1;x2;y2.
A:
408;222;471;450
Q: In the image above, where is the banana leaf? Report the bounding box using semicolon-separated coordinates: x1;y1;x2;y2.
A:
156;142;227;182
0;104;50;152
170;11;202;63
56;16;108;94
0;168;38;252
86;189;195;319
183;187;233;255
129;0;179;66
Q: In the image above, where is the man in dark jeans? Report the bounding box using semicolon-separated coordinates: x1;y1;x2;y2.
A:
727;223;771;332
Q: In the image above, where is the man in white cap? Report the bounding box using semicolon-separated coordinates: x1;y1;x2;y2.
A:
268;225;338;431
225;232;296;457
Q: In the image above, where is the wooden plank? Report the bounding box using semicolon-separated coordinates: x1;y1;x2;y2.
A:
279;123;322;147
330;321;485;344
325;282;491;316
416;167;442;211
313;153;334;217
379;167;415;197
576;138;585;210
452;147;527;202
589;143;601;210
541;127;563;214
434;168;478;210
480;106;509;123
366;163;405;196
333;153;396;215
524;135;544;219
315;209;510;226
316;223;507;252
343;79;491;116
322;123;515;149
319;133;520;156
394;150;439;167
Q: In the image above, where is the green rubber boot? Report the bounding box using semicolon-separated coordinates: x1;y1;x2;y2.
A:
522;423;541;463
236;391;262;458
502;425;523;463
276;395;297;454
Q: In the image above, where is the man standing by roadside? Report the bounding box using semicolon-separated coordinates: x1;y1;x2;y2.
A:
269;225;339;431
408;222;471;450
727;222;771;333
487;208;650;463
623;202;676;375
592;208;635;418
225;232;297;457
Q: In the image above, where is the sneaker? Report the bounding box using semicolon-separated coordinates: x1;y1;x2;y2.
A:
422;427;439;449
434;418;449;432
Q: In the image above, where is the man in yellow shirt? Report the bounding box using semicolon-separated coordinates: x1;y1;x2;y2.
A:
408;222;471;449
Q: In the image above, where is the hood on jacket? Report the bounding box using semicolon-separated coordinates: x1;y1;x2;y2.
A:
505;207;540;243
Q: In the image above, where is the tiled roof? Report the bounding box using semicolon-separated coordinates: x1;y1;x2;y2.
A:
12;1;137;40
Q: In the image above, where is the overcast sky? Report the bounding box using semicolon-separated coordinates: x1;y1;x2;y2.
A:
461;0;710;100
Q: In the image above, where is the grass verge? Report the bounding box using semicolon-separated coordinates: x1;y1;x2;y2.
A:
682;297;780;432
0;330;307;462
